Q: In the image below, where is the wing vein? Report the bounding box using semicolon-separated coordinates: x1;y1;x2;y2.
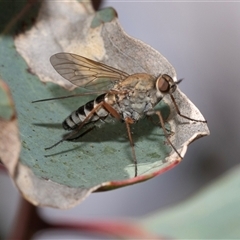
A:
50;53;129;90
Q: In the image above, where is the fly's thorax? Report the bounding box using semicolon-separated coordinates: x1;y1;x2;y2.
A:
114;73;159;105
118;73;155;91
105;73;164;122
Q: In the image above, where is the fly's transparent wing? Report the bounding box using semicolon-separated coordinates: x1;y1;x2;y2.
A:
50;53;129;90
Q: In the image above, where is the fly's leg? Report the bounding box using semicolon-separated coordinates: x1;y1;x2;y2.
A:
148;110;183;159
125;117;137;177
102;103;138;177
102;102;138;177
170;93;207;123
46;101;122;150
45;126;95;150
45;102;112;150
65;125;96;142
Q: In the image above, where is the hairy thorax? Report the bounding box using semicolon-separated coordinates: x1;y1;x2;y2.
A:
105;73;162;122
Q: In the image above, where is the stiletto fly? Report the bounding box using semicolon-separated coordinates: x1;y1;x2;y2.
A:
33;53;207;177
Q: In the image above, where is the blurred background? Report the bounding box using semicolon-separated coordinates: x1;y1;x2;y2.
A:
1;1;240;239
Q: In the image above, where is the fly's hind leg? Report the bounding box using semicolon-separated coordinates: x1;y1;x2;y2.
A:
45;126;95;150
65;125;96;142
45;102;107;150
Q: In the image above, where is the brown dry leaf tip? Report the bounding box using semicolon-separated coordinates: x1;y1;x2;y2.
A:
0;80;20;176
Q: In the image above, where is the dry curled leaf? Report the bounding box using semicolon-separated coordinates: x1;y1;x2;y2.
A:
0;79;20;176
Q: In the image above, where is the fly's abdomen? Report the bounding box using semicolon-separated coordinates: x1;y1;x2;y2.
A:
62;94;109;130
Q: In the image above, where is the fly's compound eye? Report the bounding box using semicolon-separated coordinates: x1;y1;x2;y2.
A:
157;74;177;94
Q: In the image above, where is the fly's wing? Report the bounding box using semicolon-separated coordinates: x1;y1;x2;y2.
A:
50;53;129;91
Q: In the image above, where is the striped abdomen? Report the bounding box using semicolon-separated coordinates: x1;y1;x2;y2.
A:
62;94;109;130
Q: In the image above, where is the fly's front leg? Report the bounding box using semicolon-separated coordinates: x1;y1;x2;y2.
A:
147;110;183;159
170;93;207;123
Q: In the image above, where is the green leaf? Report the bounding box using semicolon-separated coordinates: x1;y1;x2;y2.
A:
0;0;209;208
91;7;118;28
140;166;240;238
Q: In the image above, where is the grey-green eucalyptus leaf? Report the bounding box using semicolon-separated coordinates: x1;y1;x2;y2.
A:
0;0;209;208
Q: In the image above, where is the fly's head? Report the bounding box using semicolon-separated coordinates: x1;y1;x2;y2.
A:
156;74;179;97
